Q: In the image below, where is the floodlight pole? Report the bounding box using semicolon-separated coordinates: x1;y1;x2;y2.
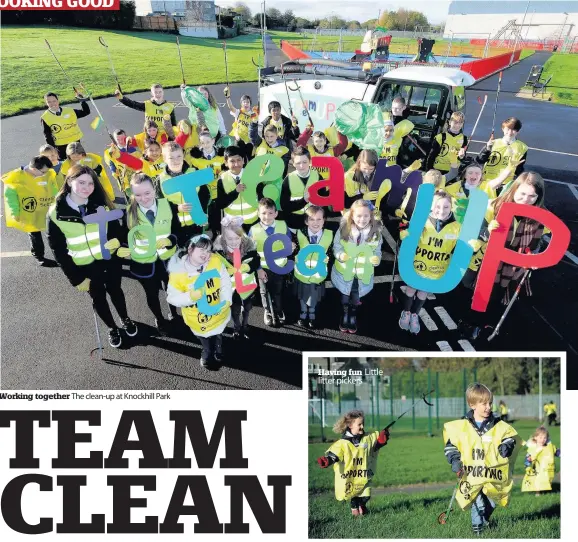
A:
510;0;530;66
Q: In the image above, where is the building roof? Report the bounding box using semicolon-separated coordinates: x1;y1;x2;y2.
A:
384;66;476;87
449;1;578;15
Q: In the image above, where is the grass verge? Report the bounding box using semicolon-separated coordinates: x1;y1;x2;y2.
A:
0;26;263;117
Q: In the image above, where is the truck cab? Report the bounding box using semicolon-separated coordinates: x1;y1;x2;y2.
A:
259;63;475;167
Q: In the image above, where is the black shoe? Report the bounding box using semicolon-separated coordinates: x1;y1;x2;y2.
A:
297;318;307;328
214;350;223;363
339;305;349;332
108;327;122;348
200;357;210;368
155;318;169;334
348;305;358;334
233;330;241;340
308;319;317;330
121;317;138;337
276;311;286;324
36;257;58;267
241;326;250;340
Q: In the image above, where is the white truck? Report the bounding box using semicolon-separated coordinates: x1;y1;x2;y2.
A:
259;60;476;166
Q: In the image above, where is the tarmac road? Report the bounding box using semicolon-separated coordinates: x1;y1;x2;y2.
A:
1;38;577;390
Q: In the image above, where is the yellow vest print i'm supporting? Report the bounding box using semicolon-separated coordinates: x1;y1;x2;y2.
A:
413;220;461;280
443;419;520;510
326;431;380;501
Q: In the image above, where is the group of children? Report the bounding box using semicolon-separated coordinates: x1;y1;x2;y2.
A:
316;383;559;534
3;79;546;366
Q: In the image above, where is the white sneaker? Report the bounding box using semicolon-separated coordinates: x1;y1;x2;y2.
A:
399;311;411;330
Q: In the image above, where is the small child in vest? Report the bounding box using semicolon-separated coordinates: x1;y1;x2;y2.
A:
443;383;520;535
316;410;390;516
279;146;323;231
477;117;528;191
167;234;232;368
248;121;290;177
398;190;467;335
294;205;333;329
426;111;468;173
249;198;291;327
521;426;560;496
118;173;184;334
132;120;168;152
188;131;226;235
296;122;348;179
159;141;210;239
213;216;260;340
331;199;383;334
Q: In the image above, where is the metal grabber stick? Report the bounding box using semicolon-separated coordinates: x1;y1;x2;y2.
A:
280;62;293;117
176;36;186;86
99;36;123;93
487;268;532;342
389;240;399;304
438;471;467;524
288;79;313;126
45;39;78;94
223;41;230;88
384;389;435;430
90;307;104;359
463;95;488;153
490;71;503;139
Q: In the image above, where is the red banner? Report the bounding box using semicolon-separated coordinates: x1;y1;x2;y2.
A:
0;0;118;9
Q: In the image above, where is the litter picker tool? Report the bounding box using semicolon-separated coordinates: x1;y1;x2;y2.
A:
288;79;313;126
490;71;503;139
176;36;186;86
45;39;78;94
487;268;532;342
438;471;468;524
280;62;293;117
266;290;278;327
99;36;123;93
389;240;399;304
406;134;427;157
384;389;435;430
90;307;104;359
223;41;230;88
463;95;488;153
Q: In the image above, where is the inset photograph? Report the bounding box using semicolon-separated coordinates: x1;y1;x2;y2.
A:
308;355;561;538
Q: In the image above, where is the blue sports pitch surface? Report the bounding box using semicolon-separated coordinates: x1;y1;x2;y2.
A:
309;51;479;65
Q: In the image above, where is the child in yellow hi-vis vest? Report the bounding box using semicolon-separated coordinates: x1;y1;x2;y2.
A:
316;410;390;516
167;234;232;369
522;426;560;495
398;190;477;335
443;383;521;535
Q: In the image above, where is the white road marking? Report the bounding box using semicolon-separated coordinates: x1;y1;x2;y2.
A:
434;306;458;330
419;309;438;331
458;339;476;351
0;251;32;257
436;340;453;351
543;235;578;266
470;140;578;158
382;226;398;252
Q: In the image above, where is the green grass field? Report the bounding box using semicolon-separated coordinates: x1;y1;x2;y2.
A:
309;419;560;538
0;26;263;117
540;53;578;107
309;485;560;538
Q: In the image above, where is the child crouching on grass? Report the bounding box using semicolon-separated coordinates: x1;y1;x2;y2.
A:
443;383;520;535
521;426;560;496
316;410;390;516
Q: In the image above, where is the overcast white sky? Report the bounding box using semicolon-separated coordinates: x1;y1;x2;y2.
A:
219;1;453;24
